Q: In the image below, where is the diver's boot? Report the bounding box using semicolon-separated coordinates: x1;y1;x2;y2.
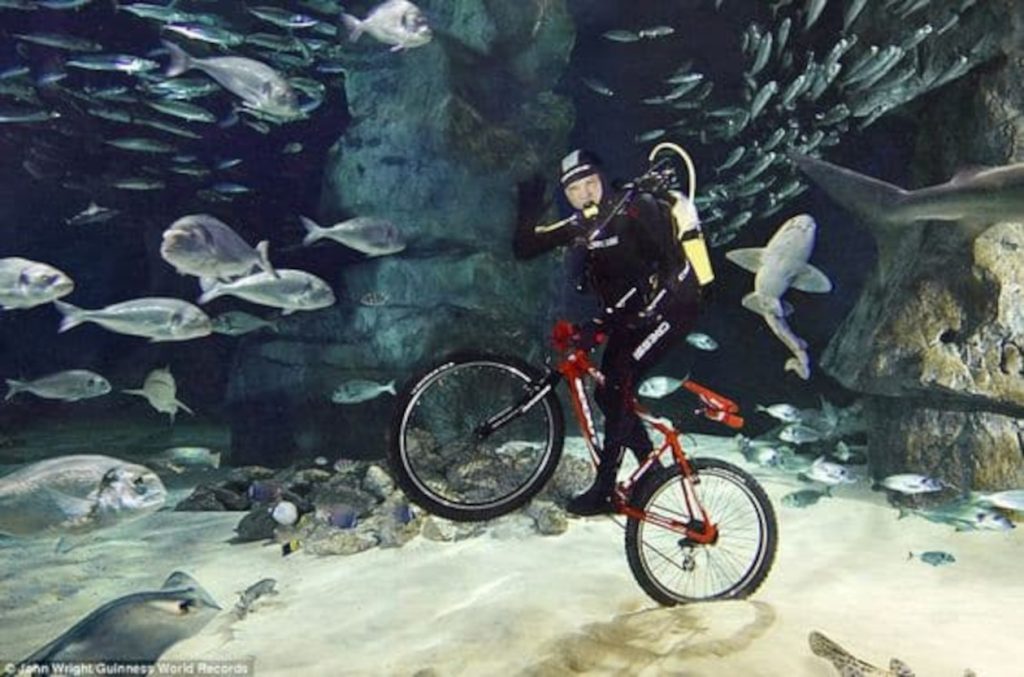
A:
567;455;619;517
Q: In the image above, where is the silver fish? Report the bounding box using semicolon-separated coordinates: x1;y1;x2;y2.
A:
685;332;718;351
5;370;110;402
119;3;209;23
248;6;319;29
779;74;809;109
716;146;746;172
749;32;773;76
0;455;166;536
762;128;788;152
854;48;906;91
146;99;217;123
582;76;614;97
814;103;851;126
782;487;831;508
635;128;667;143
602;29;640;43
841;45;881;84
928;55;971;90
665;71;702;86
843;0;869;32
341;0;432;51
724;210;754;232
66;54;159;73
299;215;405;257
897;0;929;20
162;23;245;47
750;80;778;120
899;24;933;53
806;63;837;100
210;310;278;335
738;151;777;183
149;446;220;471
55;298;212;342
161;214;275;282
144;77;221;101
638;26;675;39
910;550;956;567
780;420;825;444
163;40;300;120
109;177;166;190
756;403;802;422
831;440;865;462
971;489;1024;512
0;257;74;309
0;106;59;123
87;106;133;123
774;17;792;58
105;137;177;153
13;32;103;51
637;375;687;399
13;571;218;668
67;201;120;226
803;0;828;32
898;499;1015;532
879;473;946;494
733;178;772;199
824;36;858;71
846;46;904;88
802;456;856;485
197;269;335;315
936;13;959;36
331;379;397;404
246;32;306;52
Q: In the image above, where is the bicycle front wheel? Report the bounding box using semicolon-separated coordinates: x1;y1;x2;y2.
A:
388;351;565;522
625;457;778;606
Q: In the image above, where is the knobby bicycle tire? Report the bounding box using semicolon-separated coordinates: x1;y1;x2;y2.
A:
387;351;565;522
624;457;778;606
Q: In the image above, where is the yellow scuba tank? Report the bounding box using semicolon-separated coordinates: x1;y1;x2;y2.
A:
648;143;715;286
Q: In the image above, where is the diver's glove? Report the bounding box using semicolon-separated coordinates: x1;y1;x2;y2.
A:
516;173;549;230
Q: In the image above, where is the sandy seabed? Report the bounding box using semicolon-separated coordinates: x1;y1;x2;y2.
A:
0;434;1022;677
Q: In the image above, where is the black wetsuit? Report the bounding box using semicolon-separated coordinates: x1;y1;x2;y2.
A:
514;189;702;463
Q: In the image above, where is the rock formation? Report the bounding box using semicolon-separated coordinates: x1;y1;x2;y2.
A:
227;0;575;465
821;0;1024;488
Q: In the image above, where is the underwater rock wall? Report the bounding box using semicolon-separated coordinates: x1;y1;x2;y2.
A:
227;0;575;465
822;0;1024;489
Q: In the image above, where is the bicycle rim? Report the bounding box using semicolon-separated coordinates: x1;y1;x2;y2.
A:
633;464;773;602
398;357;560;515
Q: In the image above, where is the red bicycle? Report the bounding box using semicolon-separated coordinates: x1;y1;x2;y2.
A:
388;320;778;605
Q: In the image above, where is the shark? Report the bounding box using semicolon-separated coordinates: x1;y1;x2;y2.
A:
809;630;977;677
726;214;833;379
790;152;1024;225
14;571;221;671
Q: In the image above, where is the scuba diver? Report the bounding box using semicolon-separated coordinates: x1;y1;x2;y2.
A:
513;147;716;515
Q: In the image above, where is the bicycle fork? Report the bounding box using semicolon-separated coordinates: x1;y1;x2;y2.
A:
473;368;563;440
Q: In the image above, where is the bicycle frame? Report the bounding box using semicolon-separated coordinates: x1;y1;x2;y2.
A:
473;325;745;545
552;345;721;544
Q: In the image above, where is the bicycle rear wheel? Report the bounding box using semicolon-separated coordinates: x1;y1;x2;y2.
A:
388;351;564;522
624;457;777;605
